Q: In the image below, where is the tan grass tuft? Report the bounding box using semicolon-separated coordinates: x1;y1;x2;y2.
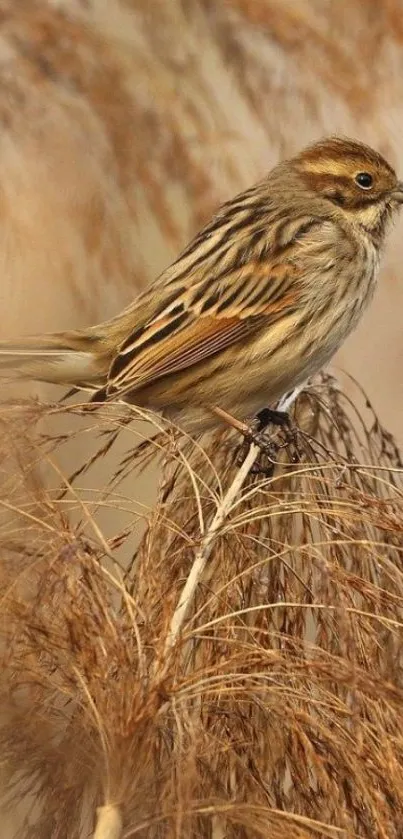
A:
0;374;402;837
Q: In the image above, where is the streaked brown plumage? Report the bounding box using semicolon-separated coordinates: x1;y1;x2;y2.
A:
0;137;402;434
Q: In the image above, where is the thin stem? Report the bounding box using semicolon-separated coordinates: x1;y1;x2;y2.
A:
163;386;302;654
93;805;123;839
164;440;259;653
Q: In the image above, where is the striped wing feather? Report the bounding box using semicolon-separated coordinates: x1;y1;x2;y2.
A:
104;258;300;399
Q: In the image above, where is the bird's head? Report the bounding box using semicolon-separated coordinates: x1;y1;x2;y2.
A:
292;136;403;238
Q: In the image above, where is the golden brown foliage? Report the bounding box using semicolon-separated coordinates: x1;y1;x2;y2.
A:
0;376;402;837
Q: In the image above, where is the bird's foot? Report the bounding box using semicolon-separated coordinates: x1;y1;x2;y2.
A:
236;407;301;474
256;406;301;451
235;414;280;474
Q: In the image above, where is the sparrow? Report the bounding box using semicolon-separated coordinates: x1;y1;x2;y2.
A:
0;136;401;436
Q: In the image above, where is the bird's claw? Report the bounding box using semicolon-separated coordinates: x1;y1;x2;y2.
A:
236;407;301;474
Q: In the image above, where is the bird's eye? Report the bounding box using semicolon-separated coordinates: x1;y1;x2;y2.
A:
355;172;373;189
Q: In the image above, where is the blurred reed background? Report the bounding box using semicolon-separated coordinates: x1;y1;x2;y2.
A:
0;1;402;837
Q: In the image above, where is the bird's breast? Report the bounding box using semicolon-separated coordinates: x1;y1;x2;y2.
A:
301;234;379;366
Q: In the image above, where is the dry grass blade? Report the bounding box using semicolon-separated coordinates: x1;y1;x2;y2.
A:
0;373;401;838
93;805;123;839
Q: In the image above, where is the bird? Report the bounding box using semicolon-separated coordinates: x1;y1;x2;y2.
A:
0;136;401;437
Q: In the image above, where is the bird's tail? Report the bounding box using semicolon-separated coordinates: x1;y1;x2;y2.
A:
0;329;110;387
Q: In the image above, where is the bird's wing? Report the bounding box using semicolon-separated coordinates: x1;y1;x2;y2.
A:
104;257;301;399
100;201;326;399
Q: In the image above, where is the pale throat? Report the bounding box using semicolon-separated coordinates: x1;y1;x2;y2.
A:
349;200;389;235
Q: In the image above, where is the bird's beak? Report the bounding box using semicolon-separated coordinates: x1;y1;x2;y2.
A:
391;181;403;202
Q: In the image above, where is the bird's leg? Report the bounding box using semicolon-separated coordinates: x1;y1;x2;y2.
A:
255;405;303;454
212;405;280;465
212;404;301;475
239;411;281;475
260;406;306;473
249;407;302;472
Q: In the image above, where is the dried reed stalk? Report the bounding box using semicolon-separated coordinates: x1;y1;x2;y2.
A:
93;805;123;839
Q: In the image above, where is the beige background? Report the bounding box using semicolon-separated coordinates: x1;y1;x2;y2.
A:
0;0;401;567
0;1;401;445
0;2;402;834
